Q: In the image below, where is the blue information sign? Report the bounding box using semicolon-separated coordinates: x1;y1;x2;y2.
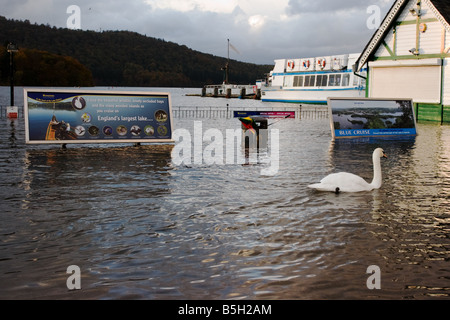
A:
328;98;417;139
24;89;174;144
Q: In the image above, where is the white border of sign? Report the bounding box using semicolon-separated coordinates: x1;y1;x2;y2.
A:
24;88;174;145
328;97;417;140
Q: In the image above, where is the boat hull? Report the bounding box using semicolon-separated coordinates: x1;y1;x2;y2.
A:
261;87;366;104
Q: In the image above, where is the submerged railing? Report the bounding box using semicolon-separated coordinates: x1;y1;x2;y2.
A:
0;105;329;120
172;105;329;119
298;105;329;120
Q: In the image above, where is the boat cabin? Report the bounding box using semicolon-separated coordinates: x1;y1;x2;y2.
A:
269;53;365;90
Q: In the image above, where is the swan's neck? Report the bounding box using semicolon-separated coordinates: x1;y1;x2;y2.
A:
370;154;382;189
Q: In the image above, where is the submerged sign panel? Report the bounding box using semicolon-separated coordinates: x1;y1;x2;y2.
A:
233;111;296;119
328;98;417;139
24;89;173;144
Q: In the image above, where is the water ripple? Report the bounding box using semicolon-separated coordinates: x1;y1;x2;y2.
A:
1;88;449;299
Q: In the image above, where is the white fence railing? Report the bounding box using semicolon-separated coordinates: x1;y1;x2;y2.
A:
171;105;328;119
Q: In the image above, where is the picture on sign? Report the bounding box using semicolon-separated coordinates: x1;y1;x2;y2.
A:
328;98;417;139
24;89;174;144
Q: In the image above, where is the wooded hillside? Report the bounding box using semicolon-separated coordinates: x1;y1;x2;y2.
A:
0;16;273;87
0;47;94;87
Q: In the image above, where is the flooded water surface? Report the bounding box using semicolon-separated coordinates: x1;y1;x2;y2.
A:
0;87;449;299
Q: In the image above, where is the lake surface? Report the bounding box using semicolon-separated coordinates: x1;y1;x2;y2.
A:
0;87;449;300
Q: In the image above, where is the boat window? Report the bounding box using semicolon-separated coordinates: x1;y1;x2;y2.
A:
353;71;367;86
342;74;350;86
316;75;328;87
329;75;335;86
304;75;316;87
304;76;311;87
329;74;342;87
361;78;366;87
294;76;304;87
284;76;293;87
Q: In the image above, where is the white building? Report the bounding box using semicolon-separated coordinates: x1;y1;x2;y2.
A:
355;0;450;123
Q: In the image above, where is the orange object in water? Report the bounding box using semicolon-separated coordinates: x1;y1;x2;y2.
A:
45;122;57;140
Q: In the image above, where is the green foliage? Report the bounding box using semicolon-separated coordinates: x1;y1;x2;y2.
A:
364;116;386;129
0;46;94;87
0;16;273;87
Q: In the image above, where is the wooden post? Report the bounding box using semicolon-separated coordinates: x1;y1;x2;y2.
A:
240;88;246;99
256;89;261;100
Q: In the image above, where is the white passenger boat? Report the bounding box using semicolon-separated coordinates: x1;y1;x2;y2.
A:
261;53;367;104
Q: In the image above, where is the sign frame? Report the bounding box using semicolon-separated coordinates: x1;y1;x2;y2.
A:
328;97;417;140
24;88;174;145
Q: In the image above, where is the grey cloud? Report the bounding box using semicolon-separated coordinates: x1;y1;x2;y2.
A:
1;0;396;65
286;0;390;16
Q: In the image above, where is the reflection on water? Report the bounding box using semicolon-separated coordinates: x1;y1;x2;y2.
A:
1;88;449;300
1;140;175;299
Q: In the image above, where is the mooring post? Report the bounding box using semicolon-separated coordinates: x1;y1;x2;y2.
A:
7;43;19;108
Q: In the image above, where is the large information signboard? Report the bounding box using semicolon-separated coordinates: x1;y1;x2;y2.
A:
328;97;417;139
24;89;173;144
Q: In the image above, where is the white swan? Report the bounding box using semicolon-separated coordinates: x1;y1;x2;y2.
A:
74;97;83;109
308;148;387;193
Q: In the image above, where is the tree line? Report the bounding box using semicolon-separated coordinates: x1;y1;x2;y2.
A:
0;16;273;87
0;46;94;87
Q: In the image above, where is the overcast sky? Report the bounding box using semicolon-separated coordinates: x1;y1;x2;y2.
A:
2;0;394;65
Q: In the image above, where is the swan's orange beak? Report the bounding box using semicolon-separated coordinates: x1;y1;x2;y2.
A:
383;153;388;158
